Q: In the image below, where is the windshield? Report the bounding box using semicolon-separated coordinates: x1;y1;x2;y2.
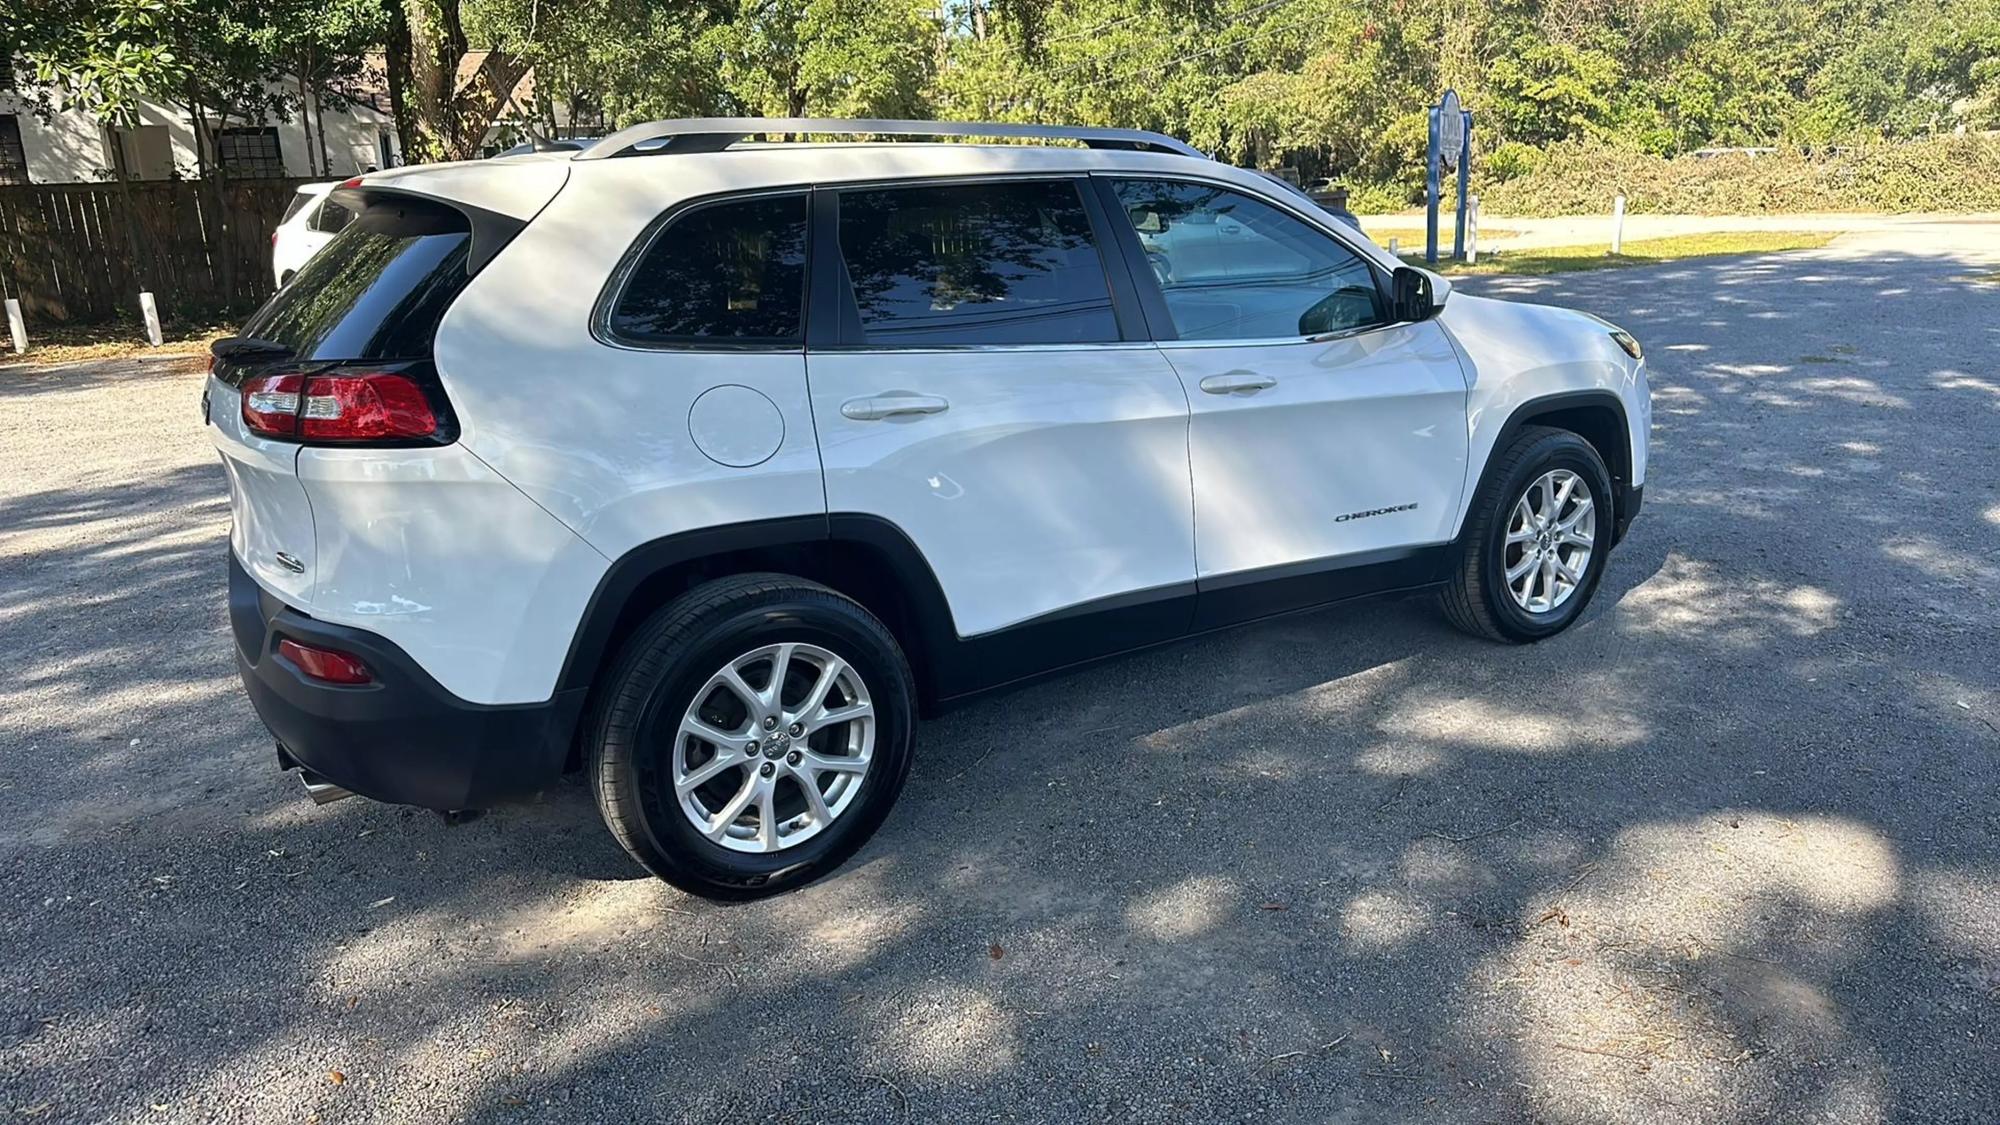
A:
242;197;473;361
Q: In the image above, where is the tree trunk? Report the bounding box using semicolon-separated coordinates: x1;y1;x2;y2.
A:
297;72;318;176
316;84;333;175
384;0;419;165
308;47;333;174
390;0;534;163
103;124;150;294
192;90;238;308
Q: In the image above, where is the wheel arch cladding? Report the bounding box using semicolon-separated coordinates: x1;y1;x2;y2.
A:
554;515;954;723
1488;391;1631;528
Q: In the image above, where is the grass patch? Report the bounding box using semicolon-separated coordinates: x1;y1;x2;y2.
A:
2;320;235;368
1403;230;1839;276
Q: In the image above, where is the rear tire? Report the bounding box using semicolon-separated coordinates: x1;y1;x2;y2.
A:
1441;426;1614;643
586;574;916;899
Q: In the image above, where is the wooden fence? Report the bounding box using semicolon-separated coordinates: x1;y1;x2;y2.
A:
0;177;311;324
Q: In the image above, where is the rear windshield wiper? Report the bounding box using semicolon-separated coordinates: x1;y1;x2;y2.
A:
210;336;295;361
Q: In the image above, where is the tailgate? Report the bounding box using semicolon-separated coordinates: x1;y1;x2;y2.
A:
205;374;317;606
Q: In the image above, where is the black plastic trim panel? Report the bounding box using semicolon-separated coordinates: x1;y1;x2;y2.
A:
231;551;583;810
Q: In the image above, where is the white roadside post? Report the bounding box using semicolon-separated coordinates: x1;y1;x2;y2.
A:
1466;195;1481;264
1388;236;1401;256
5;298;25;355
139;292;163;347
1611;194;1626;256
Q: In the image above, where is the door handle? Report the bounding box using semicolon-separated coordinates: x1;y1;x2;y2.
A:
840;393;950;421
1198;372;1278;395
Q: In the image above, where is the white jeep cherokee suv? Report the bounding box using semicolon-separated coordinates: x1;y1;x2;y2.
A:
208;119;1648;899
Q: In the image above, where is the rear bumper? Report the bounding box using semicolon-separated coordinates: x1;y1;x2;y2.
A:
229;551;585;810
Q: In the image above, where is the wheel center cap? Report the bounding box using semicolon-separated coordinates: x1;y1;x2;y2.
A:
1538;530;1554;552
763;733;791;759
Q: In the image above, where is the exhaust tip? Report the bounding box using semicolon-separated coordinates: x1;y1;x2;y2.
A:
298;769;355;806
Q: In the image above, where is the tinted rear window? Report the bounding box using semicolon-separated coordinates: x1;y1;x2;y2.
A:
608;193;808;345
242;198;473;361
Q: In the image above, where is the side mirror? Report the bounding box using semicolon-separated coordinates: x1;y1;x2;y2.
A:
1391;266;1448;322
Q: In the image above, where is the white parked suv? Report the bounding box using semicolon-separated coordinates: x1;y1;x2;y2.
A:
207;119;1649;898
270;181;352;287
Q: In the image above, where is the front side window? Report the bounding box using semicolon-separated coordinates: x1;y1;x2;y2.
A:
835;179;1119;346
1110;178;1384;341
608;193;808;345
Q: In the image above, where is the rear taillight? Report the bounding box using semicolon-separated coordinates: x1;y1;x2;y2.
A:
278;639;373;685
240;371;440;443
241;373;304;436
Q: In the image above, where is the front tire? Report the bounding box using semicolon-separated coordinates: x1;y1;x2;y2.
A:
586;574;916;899
1441;426;1614;643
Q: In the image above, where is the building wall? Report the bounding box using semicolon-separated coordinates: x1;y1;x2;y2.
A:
0;85;399;185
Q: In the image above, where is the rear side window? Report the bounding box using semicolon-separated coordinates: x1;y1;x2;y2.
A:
833;179;1118;346
241;197;473;360
309;198;355;234
607;193;809;346
280;190;318;225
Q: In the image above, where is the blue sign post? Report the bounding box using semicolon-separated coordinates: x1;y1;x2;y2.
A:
1425;90;1474;266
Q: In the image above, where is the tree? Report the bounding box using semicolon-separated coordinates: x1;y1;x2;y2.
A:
270;0;388;174
383;0;536;162
10;0;191;288
707;0;940;118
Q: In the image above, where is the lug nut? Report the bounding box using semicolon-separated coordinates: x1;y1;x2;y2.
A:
787;751;802;766
763;716;777;731
789;722;803;736
759;762;775;777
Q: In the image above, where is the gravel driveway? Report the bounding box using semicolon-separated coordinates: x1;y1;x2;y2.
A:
3;228;1997;1124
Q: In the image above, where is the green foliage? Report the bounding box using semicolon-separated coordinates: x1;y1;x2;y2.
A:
11;0;192;126
1480;135;2000;216
1483;140;1545;182
18;0;2000;215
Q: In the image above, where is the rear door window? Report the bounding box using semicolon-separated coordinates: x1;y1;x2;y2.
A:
832;179;1120;346
606;193;809;346
240;197;473;360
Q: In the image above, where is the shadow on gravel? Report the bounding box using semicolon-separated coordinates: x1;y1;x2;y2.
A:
1;247;1996;1124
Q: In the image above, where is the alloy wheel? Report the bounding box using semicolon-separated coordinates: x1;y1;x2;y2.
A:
670;642;874;854
1503;469;1596;614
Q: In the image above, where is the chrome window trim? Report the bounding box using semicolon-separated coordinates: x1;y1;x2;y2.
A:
590;168;1424;357
806;340;1162;356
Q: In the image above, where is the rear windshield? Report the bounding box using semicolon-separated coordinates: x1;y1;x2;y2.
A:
242;197;473;361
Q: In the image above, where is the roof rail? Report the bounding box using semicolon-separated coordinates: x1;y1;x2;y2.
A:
573;118;1207;161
